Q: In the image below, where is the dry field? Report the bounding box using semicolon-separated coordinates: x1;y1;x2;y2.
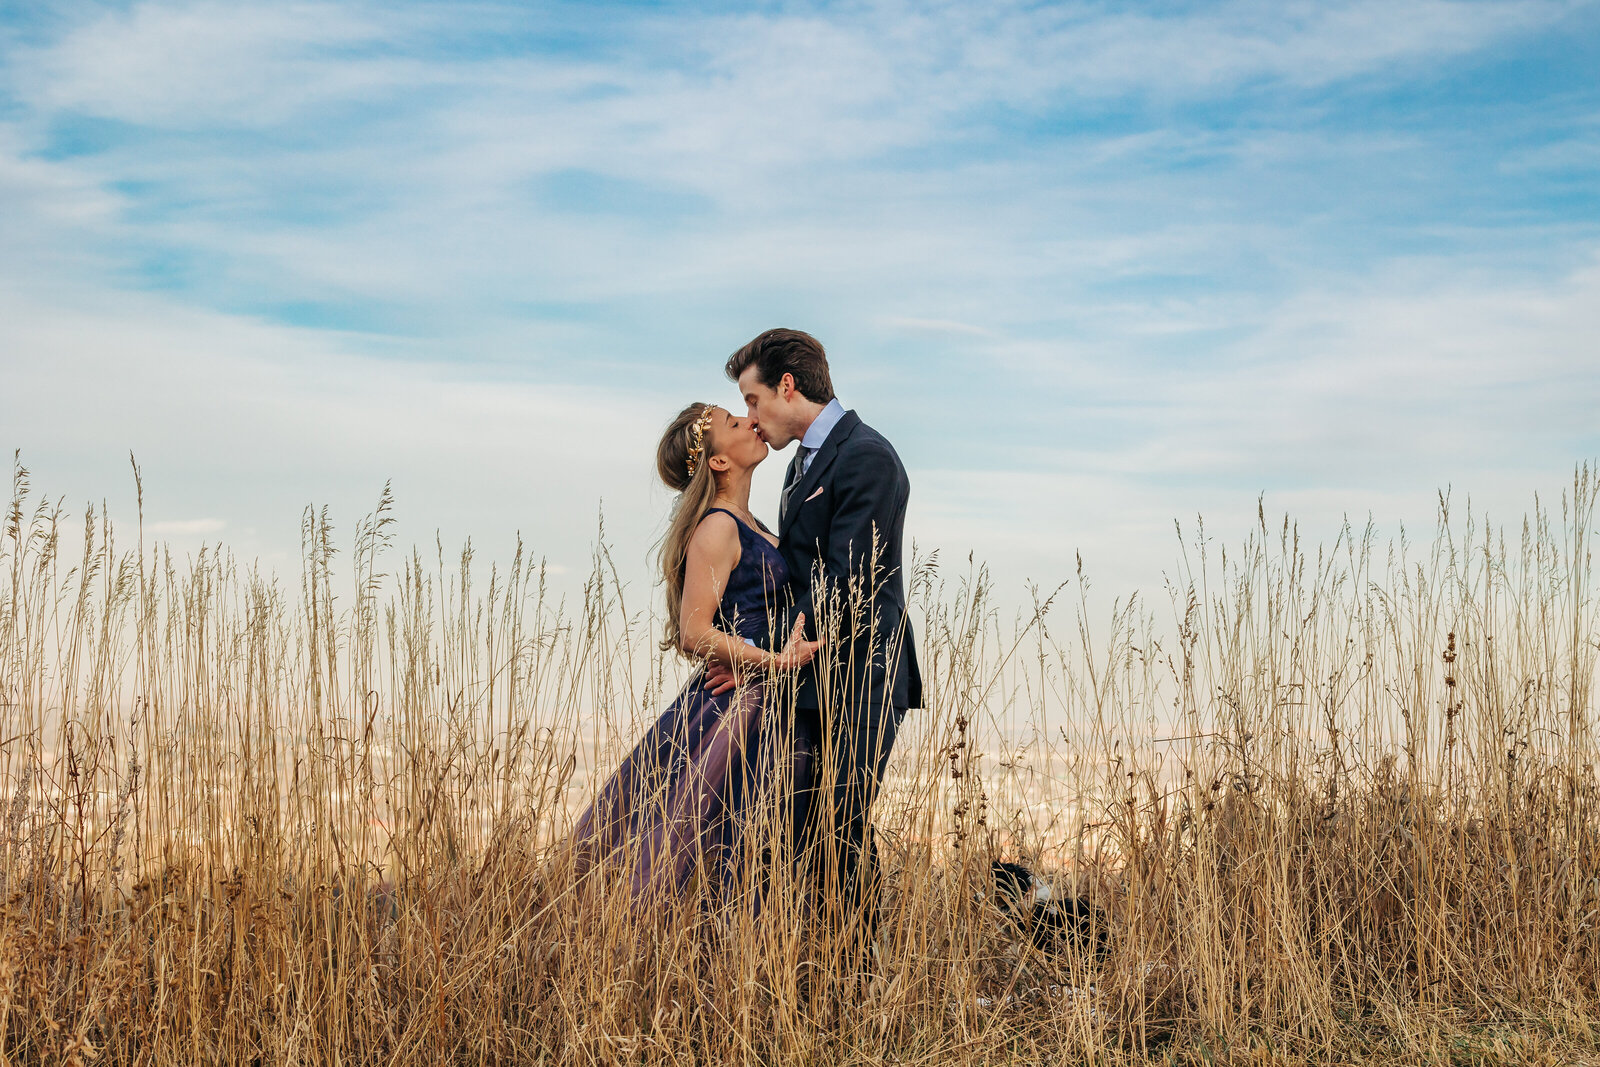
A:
3;458;1600;1065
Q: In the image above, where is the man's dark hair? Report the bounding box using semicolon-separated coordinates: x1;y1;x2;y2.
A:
725;328;835;405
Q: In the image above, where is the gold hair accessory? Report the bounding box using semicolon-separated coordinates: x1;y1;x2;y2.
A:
684;407;716;478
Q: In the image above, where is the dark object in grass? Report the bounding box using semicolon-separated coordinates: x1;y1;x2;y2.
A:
990;860;1108;955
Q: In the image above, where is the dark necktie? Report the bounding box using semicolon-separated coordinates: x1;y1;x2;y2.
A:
782;445;813;520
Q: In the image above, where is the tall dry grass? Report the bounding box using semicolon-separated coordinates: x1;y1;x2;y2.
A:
2;455;1599;1065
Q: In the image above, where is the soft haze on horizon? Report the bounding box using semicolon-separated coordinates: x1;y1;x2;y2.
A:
3;0;1598;613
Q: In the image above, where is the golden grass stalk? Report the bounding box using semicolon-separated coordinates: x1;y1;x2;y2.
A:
1;454;1598;1065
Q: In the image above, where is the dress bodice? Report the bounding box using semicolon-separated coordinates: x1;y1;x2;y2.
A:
704;507;789;647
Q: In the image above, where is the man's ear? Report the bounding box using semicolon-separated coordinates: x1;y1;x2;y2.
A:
779;372;796;400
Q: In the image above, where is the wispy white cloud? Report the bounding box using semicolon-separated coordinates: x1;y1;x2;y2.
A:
144;517;226;536
0;283;682;578
1;0;1596;609
11;3;414;125
909;249;1600;596
987;0;1576;96
880;316;996;338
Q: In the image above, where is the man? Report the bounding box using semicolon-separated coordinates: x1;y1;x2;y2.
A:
710;327;922;958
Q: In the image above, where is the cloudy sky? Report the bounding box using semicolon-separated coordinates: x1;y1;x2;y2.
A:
3;0;1597;608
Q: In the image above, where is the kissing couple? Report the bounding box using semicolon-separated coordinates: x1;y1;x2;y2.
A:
569;328;922;954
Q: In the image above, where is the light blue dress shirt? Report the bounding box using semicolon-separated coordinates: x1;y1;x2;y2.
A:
798;397;846;474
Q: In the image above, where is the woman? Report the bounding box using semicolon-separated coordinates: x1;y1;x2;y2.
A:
568;402;822;906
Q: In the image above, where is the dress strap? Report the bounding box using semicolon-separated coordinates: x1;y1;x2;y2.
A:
704;507;782;552
704;507;780;550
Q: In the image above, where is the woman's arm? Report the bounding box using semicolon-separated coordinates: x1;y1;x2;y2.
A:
680;513;819;673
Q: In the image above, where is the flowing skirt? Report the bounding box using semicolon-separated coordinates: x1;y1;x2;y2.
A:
569;672;817;910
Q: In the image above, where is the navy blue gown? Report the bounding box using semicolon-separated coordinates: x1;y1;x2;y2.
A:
569;508;816;907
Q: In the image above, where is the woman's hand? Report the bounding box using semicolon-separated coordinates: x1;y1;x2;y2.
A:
701;614;823;694
768;613;823;671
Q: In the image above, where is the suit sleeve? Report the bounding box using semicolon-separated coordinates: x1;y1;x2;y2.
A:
789;444;903;643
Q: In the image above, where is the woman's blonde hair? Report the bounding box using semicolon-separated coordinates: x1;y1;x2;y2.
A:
656;402;719;655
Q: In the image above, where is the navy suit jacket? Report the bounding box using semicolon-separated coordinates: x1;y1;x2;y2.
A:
778;410;923;714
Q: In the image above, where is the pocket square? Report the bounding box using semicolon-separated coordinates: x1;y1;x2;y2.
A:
804;486;825;503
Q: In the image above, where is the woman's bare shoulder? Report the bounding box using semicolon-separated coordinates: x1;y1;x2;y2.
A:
687;510;740;555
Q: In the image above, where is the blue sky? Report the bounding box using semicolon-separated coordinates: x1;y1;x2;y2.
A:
3;0;1598;603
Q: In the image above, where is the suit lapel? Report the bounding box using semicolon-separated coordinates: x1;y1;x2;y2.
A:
779;410;860;543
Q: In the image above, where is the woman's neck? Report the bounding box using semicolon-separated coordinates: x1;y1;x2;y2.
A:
713;469;754;514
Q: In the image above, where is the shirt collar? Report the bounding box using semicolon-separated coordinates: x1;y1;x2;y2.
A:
799;397;846;451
